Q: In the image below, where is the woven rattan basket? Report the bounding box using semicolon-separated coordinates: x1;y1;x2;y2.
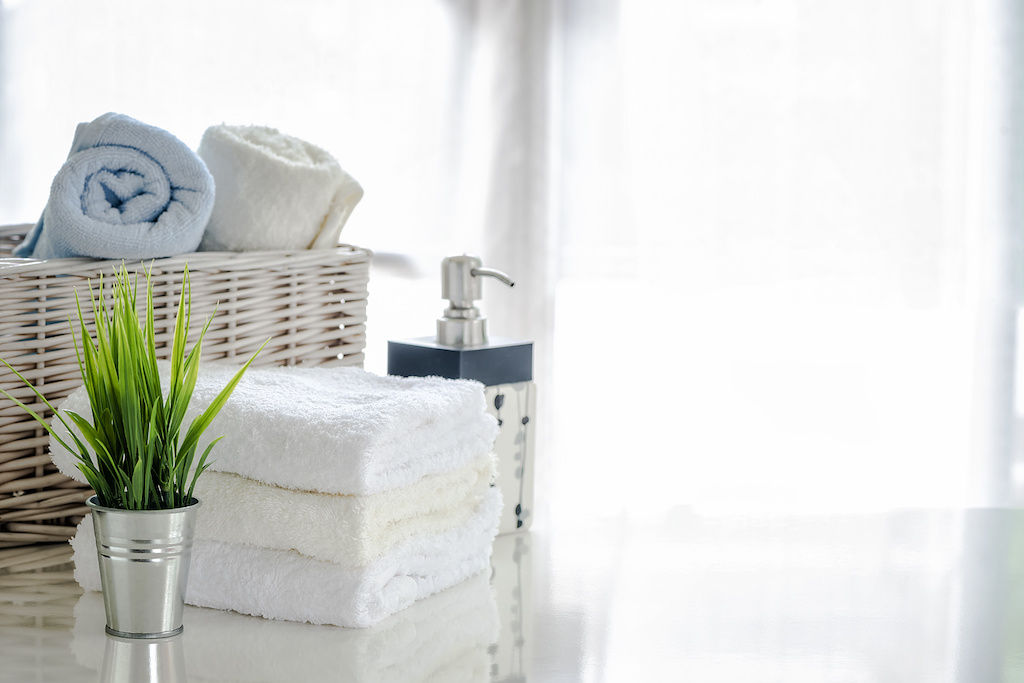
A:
0;223;370;552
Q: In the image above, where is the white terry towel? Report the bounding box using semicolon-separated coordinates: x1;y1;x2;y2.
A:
72;488;501;628
194;454;493;567
72;571;497;683
50;363;499;495
197;124;363;251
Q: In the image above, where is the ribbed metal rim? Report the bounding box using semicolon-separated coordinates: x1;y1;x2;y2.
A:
85;495;201;514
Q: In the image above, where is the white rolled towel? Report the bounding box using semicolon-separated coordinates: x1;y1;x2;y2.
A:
197;124;363;251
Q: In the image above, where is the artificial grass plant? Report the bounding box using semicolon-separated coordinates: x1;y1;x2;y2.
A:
0;265;267;510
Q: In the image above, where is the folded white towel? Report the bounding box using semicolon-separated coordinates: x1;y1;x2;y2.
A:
72;571;497;683
194;454;493;567
72;488;500;628
14;113;215;260
197;124;363;252
50;363;499;495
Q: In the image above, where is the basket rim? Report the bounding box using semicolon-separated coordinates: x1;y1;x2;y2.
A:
0;223;373;275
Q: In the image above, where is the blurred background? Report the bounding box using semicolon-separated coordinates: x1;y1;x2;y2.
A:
1;0;1022;525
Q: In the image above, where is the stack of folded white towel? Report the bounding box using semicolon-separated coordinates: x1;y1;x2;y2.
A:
52;364;501;628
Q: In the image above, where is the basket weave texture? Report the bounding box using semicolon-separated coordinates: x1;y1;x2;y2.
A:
0;224;370;551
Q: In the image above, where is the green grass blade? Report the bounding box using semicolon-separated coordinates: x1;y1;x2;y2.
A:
168;266;190;402
186;436;222;502
130;457;144;507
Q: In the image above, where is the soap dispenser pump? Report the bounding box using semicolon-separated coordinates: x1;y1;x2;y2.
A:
388;254;536;533
436;254;515;347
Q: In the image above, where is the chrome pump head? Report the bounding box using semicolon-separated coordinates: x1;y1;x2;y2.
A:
437;255;514;347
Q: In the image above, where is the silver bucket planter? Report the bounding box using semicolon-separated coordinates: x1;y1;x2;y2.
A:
87;496;200;639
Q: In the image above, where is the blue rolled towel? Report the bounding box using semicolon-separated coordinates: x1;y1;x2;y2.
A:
14;113;214;259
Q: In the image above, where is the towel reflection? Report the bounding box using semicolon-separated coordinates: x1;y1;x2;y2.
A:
75;572;498;683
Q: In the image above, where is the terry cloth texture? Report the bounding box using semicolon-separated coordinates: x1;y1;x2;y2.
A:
71;488;501;628
49;363;499;495
197;123;362;251
15;112;214;259
193;454;494;567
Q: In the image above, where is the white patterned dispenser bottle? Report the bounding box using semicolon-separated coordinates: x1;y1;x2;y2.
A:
388;255;535;533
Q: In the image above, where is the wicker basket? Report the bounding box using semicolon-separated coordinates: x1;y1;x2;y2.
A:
0;223;371;550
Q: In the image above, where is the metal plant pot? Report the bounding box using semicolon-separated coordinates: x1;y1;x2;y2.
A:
86;496;200;639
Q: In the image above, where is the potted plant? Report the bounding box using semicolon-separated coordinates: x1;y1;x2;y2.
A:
0;265;264;638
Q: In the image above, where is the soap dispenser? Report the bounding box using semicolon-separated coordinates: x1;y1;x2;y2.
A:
388;255;535;533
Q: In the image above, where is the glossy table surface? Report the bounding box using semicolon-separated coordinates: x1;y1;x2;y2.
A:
3;510;1024;682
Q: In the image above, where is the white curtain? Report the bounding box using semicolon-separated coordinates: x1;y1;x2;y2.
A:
545;0;1024;519
1;0;1021;518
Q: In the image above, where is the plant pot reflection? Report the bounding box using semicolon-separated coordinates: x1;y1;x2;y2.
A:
101;632;187;683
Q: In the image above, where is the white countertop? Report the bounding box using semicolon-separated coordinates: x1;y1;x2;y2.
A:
2;510;1023;682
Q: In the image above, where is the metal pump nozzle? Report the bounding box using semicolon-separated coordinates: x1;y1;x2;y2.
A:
437;255;514;347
